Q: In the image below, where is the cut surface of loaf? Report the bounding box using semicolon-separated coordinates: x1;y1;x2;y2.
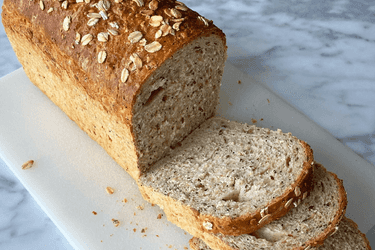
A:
189;217;371;250
138;117;314;236
188;163;348;250
2;0;227;180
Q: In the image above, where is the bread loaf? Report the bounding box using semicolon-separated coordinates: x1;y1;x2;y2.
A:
138;117;314;236
2;0;227;180
188;164;348;250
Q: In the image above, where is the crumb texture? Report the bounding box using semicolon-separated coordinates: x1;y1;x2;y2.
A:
140;117;309;218
133;36;226;172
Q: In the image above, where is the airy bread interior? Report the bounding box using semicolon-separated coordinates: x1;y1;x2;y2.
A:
139;117;310;218
190;164;347;250
133;35;226;173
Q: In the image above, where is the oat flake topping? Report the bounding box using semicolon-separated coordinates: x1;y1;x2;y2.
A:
98;51;107;63
81;34;94;45
62;1;68;9
63;16;71;31
145;41;162;53
121;68;130;83
128;31;143;44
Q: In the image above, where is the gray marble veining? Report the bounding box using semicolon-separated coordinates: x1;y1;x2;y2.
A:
1;0;374;249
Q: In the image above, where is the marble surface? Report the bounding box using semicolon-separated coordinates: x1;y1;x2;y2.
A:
0;0;374;249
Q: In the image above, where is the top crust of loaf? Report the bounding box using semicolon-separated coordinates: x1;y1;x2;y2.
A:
2;0;226;118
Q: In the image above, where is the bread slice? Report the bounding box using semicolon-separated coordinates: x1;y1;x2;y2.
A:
138;117;314;236
320;216;372;250
188;163;348;250
189;217;371;250
2;0;227;180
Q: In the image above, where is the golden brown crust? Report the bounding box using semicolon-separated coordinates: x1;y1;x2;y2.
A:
138;139;315;236
2;15;141;180
2;0;225;115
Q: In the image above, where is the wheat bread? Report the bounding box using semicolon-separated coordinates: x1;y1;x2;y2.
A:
138;117;314;236
188;163;348;250
189;217;371;250
2;0;227;180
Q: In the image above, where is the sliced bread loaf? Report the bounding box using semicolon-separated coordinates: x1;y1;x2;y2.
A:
138;117;314;236
188;163;348;250
189;217;371;250
2;0;227;180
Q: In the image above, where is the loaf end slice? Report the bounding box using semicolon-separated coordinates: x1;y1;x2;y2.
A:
190;217;370;250
138;117;314;236
2;0;227;180
189;163;348;250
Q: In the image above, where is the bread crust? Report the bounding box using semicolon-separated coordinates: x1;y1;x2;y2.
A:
2;0;226;179
138;139;315;236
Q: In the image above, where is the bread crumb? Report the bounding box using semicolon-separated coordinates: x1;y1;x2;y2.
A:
112;219;120;227
106;187;114;194
168;245;173;248
110;234;113;237
228;101;232;105
141;228;147;233
101;240;103;242
136;205;144;210
156;235;159;237
238;80;241;84
22;160;34;170
123;198;128;203
251;119;257;124
142;234;147;237
133;228;137;232
267;98;270;103
134;212;136;216
151;204;155;206
92;211;97;215
260;118;264;121
157;213;163;219
184;247;188;250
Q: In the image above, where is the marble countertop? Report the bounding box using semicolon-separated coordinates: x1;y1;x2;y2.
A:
1;0;374;249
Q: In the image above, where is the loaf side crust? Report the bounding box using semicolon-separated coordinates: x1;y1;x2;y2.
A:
138;132;315;236
2;10;143;179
